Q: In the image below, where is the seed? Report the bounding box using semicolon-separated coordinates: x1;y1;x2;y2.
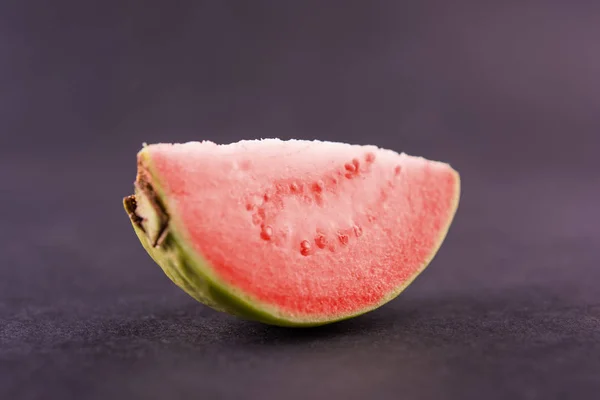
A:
338;233;349;245
300;240;311;256
315;234;328;249
260;225;273;241
312;180;324;193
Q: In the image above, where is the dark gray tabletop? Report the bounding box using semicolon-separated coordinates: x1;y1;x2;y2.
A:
2;1;599;399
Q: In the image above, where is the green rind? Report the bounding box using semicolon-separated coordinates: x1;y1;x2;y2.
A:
126;207;296;326
124;149;461;327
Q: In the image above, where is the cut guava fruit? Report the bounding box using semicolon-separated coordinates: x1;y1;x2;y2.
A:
123;139;460;327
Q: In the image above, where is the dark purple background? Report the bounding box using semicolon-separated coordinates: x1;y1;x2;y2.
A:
2;1;599;399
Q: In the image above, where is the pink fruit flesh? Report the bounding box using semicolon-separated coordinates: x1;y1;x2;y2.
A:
143;140;459;318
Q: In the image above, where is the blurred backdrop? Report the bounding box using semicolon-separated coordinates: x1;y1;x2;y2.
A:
3;1;599;171
1;1;599;399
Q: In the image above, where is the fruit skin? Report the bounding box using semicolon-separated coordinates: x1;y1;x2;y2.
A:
124;146;461;327
124;194;291;326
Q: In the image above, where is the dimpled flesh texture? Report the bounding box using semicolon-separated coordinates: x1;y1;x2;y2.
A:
144;139;459;319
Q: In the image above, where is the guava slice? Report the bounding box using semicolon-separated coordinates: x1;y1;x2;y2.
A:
123;139;460;326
